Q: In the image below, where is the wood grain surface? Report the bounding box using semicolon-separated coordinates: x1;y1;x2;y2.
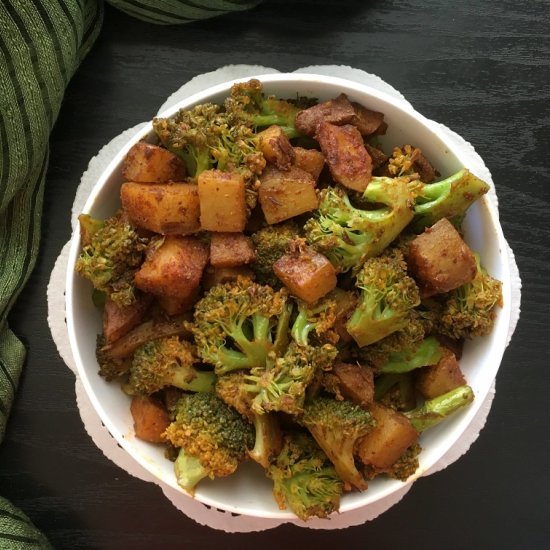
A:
1;1;549;548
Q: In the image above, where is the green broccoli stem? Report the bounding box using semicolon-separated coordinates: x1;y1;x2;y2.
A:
378;337;443;373
290;309;314;347
346;294;408;348
248;412;283;469
411;169;490;231
171;368;216;393
215;316;273;375
405;385;474;432
252;114;300;138
174;448;209;494
273;302;293;356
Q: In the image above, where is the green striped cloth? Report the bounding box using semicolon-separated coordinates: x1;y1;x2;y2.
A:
0;0;261;547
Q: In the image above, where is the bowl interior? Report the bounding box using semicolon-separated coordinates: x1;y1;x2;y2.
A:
66;74;511;518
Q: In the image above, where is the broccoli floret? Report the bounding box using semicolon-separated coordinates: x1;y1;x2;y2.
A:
96;334;130;381
386;144;437;181
153;102;265;177
244;343;338;416
405;385;474;432
290;296;338;347
434;254;502;340
304;178;415;273
250;221;300;287
192;277;289;375
225;78;302;138
215;372;283;468
385;442;422;481
366;336;442;374
346;250;421;347
354;312;425;366
267;431;343;521
300;397;375;490
163;392;254;493
75;213;148;307
126;336;215;395
409;168;490;231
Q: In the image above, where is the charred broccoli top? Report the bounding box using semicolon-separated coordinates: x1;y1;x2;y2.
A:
126;336;215;395
346;250;421;347
75;213;148;307
301;397;376;491
432;254;502;340
225;78;302;138
267;431;343;521
163;392;254;492
250;221;300;287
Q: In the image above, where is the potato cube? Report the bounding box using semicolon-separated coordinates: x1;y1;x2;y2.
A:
103;293;152;344
121;182;200;235
130;395;171;443
258;165;319;224
316;122;372;192
273;242;337;303
416;347;467;399
210;232;256;268
293;147;325;181
157;290;200;315
330;288;357;343
350;102;386;136
331;363;374;407
202;265;255;290
258;125;295;170
356;403;418;471
198;170;247;232
408;217;477;297
122;142;186;183
134;236;209;303
295;94;356;136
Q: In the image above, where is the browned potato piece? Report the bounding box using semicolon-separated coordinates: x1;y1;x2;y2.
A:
416;348;467;399
130;395;171;443
316;122;372;192
273;241;337;303
210;232;256;268
408;218;477;297
120;182;200;235
330;289;357;343
202;265;255;290
331;363;374;407
134;236;209;304
258;125;295;170
103;293;153;344
365;143;389;171
258;165;319;224
357;403;419;471
157;291;200;316
122;142;186;183
198;169;247;232
293;147;325;181
409;147;437;183
104;314;192;360
295;94;356;136
350;102;386;136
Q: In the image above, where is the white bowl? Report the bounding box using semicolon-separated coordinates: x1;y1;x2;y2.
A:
65;73;512;519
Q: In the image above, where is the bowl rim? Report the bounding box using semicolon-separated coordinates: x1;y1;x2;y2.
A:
65;72;512;518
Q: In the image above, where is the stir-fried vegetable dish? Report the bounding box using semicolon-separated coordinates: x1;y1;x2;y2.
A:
75;79;502;521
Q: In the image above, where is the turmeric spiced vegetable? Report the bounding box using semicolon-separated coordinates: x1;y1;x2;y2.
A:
76;79;501;520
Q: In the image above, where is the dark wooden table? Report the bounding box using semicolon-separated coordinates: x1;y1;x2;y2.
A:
2;1;549;548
